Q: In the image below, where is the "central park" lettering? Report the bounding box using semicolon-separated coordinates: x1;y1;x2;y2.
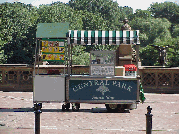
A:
72;80;132;92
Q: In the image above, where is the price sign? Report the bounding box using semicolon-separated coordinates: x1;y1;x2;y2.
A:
41;40;65;61
91;66;114;76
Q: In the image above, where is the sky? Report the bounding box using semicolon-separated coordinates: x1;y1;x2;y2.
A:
1;0;179;13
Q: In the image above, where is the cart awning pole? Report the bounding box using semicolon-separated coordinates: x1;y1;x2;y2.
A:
64;41;66;75
70;44;72;74
136;44;139;76
37;39;40;74
33;39;38;76
68;43;70;75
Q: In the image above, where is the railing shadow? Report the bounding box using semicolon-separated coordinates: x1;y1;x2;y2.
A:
0;108;130;113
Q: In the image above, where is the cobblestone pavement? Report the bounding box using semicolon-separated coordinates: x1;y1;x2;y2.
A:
0;92;179;134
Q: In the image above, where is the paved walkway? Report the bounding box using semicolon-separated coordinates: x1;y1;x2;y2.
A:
0;92;179;134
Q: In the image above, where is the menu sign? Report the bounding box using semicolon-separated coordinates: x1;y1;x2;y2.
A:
91;66;114;76
41;40;65;61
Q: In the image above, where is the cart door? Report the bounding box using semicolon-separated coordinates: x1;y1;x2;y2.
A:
33;75;65;103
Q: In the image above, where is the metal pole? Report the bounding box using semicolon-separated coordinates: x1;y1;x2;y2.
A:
64;41;67;75
68;44;70;75
37;40;40;75
136;44;140;102
34;103;42;134
145;106;153;134
33;39;38;76
136;44;139;76
71;43;72;75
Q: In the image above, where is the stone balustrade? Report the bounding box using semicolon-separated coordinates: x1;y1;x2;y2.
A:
0;65;179;93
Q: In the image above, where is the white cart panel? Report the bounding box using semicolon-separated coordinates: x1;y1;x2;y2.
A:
33;75;65;103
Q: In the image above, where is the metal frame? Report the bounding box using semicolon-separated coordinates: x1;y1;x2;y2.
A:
33;38;68;104
33;24;141;105
33;38;68;75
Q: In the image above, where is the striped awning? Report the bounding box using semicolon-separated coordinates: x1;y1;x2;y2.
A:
67;30;140;45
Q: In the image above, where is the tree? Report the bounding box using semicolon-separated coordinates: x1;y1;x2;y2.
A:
0;2;39;64
68;0;125;29
130;17;171;47
148;2;179;24
75;10;108;30
172;24;179;38
148;2;179;34
139;45;158;66
131;9;152;20
154;37;179;67
119;6;133;20
37;2;83;30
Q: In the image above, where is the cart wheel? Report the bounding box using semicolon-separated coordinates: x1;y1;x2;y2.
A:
105;104;118;112
117;104;125;112
105;104;111;111
62;104;65;111
72;103;79;112
66;103;70;111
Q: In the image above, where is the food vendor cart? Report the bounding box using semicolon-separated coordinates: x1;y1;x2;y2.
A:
33;22;141;112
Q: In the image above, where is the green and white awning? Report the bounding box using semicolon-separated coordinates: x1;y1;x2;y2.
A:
67;30;140;45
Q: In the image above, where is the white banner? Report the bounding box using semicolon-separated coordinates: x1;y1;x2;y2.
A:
91;66;114;76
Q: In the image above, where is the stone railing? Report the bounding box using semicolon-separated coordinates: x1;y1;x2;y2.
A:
139;67;179;93
0;64;33;92
0;65;179;93
0;64;89;92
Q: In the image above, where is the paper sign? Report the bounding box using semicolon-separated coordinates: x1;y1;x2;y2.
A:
42;47;48;52
48;47;54;53
59;47;64;53
48;41;54;47
59;54;64;60
42;54;47;60
59;42;64;46
41;40;65;61
46;54;53;60
41;54;64;61
54;47;58;53
42;41;48;47
53;54;59;60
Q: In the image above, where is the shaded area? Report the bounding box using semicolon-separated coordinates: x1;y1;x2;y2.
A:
0;108;129;113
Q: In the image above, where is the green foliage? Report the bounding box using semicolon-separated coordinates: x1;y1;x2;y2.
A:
139;45;158;66
156;37;179;67
148;2;179;24
92;44;118;51
0;0;178;66
132;9;152;20
37;2;83;30
172;24;179;38
0;2;38;64
73;10;108;30
68;0;126;30
139;83;146;103
130;17;171;47
69;0;121;20
72;45;91;65
140;37;179;66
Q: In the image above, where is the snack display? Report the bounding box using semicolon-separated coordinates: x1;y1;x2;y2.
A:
41;40;65;61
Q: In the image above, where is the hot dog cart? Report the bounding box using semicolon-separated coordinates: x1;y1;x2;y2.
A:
33;22;142;112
